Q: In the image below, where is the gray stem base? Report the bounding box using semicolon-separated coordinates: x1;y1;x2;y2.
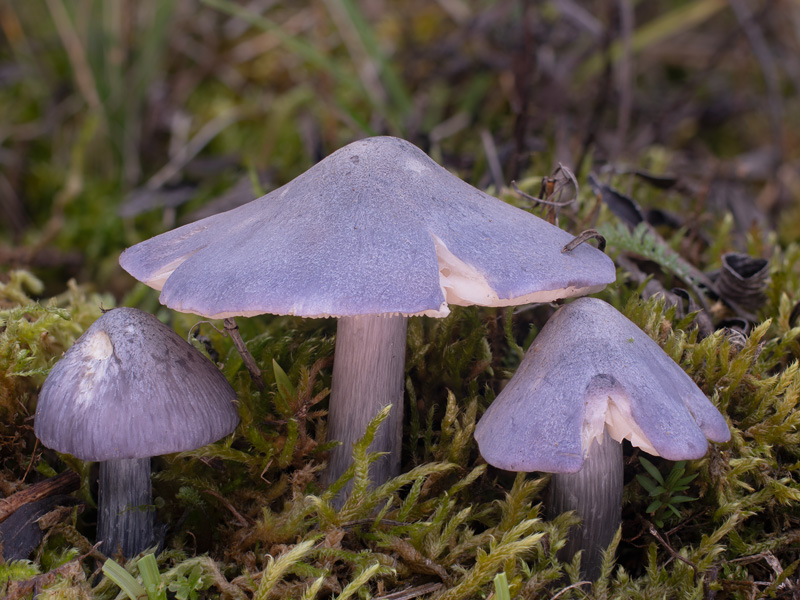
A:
97;458;154;558
548;430;623;580
322;314;408;499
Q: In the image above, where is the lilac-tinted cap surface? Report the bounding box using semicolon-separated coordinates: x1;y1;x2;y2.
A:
119;136;615;319
35;307;239;461
475;297;730;473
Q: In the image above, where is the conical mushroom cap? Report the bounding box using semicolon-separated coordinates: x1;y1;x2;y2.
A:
35;307;239;461
119;136;615;319
475;298;730;473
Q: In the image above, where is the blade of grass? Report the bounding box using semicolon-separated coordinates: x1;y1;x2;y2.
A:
326;0;412;116
138;554;167;600
493;572;512;600
579;0;727;79
102;559;147;600
45;0;104;111
200;0;365;100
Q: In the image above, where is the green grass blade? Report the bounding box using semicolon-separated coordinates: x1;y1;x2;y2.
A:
331;0;412;114
200;0;363;98
579;0;726;78
138;554;167;600
102;558;148;600
493;571;512;600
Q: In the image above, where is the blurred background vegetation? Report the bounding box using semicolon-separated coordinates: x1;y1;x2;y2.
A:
2;0;800;598
2;0;798;298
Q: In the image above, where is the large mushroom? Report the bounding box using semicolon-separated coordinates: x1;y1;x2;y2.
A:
35;307;239;557
475;297;730;579
119;136;616;494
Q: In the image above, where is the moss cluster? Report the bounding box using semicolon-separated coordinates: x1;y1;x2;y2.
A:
1;197;799;597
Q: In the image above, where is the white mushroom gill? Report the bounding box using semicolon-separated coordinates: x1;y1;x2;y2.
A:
429;235;605;316
144;255;191;291
581;384;658;457
433;235;501;308
76;330;114;409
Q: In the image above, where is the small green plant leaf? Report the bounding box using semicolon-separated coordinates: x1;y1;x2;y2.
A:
636;474;658;493
639;457;665;484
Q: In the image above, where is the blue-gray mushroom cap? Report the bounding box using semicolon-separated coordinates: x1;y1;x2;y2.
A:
119;136;615;319
34;307;239;461
475;297;731;473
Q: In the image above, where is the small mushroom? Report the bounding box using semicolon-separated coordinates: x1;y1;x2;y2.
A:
119;136;616;496
474;297;730;579
35;307;239;558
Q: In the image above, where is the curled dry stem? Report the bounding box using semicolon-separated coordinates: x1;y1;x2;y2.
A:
562;229;607;253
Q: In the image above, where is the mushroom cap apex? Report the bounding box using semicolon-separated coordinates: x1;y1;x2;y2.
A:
34;307;239;461
120;136;614;320
475;297;730;473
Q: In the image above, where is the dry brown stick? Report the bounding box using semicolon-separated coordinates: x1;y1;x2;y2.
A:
481;129;505;191
45;0;103;111
511;180;576;208
562;229;606;253
550;581;592;600
0;470;80;524
21;438;39;483
203;488;252;527
646;521;700;583
223;317;265;390
374;582;444;600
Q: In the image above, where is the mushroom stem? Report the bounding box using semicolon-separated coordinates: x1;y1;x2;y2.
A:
548;430;623;580
323;314;408;498
97;458;155;558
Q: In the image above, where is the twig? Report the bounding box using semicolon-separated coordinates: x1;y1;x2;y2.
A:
646;520;700;583
224;318;265;390
0;470;80;524
562;229;606;253
511;180;576;208
374;582;444;600
203;489;252;526
550;581;592;600
340;518;408;529
145;109;245;190
190;318;265;390
514;164;579;227
45;0;103;112
21;438;39;483
481;129;505;191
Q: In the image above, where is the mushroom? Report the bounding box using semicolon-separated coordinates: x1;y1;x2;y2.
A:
118;136;616;495
474;297;730;579
35;307;239;557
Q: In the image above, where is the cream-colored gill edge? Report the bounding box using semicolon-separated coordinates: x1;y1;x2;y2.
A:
428;235;602;316
151;235;601;320
582;391;658;456
142;256;191;291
